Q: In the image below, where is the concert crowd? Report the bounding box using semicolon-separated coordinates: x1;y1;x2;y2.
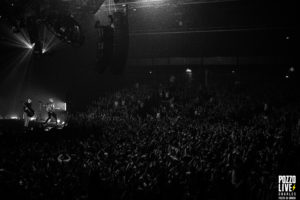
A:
0;79;299;200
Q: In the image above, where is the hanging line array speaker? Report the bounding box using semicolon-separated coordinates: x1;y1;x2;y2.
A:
95;9;129;74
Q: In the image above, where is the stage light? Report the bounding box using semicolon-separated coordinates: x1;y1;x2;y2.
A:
285;75;289;79
186;68;192;73
27;43;35;49
30;117;36;121
3;29;35;50
10;115;19;119
40;26;61;55
149;71;152;74
56;102;67;111
57;119;61;124
289;67;295;72
232;70;235;74
286;36;290;40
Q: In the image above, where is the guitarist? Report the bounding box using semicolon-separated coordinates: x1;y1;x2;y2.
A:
23;98;34;130
43;98;58;126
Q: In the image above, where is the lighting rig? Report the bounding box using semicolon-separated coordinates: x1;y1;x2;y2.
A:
0;0;110;54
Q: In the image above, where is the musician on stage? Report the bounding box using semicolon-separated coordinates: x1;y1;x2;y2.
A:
43;98;58;126
23;98;34;130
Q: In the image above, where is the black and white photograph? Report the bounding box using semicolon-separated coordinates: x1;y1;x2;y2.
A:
0;0;298;199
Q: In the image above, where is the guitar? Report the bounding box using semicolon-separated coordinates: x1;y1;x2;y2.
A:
24;102;35;117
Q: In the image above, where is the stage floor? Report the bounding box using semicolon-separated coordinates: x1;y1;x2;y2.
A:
0;119;66;136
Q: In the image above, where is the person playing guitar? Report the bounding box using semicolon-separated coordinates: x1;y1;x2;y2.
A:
43;98;58;126
23;98;34;131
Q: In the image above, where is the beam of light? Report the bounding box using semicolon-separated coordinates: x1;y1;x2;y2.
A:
0;48;33;85
104;0;241;10
0;45;34;117
0;26;38;117
27;43;35;49
130;26;289;36
0;28;35;49
41;25;62;54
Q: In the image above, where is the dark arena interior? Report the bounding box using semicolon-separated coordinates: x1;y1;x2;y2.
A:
0;0;298;199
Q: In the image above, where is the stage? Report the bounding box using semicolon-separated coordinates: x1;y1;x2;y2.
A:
0;119;66;137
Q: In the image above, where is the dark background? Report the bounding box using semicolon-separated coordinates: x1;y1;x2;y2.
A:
0;0;297;116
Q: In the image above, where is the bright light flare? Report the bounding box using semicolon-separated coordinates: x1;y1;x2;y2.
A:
41;26;61;54
30;116;37;121
1;29;35;50
55;102;67;111
27;43;35;49
10;115;19;119
186;68;192;73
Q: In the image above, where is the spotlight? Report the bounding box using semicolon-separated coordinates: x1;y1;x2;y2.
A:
42;48;46;54
285;75;289;79
186;68;192;73
26;42;35;49
10;115;19;119
286;36;290;40
149;71;152;74
289;67;295;72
